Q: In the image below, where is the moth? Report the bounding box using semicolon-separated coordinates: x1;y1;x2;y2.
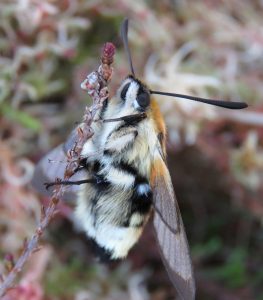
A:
33;19;247;300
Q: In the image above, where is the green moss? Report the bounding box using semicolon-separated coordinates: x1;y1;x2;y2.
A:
204;248;248;288
0;103;42;132
44;257;97;297
193;237;223;259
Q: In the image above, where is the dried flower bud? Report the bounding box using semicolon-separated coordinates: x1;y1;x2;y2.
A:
101;42;116;65
99;87;109;101
100;64;113;81
23;239;28;249
80;72;100;91
32;246;43;253
36;227;43;236
4;254;14;273
65;166;76;178
40;206;46;221
52;197;59;205
4;254;14;264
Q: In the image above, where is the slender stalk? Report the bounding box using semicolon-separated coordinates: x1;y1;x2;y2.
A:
0;42;116;297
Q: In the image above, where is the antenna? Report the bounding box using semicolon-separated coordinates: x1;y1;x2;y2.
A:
150;90;248;109
120;18;248;110
121;18;135;76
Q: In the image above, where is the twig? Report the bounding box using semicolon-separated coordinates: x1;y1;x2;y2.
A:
0;42;116;298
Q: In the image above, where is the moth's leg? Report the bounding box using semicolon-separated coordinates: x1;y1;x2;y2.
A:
105;127;138;153
103;113;146;125
44;153;94;190
45;178;96;190
72;158;88;173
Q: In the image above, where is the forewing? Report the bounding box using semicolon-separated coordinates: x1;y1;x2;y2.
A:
151;159;195;300
63;128;79;154
32;141;85;202
151;157;179;234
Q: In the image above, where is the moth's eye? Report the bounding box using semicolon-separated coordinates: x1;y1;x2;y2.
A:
121;83;130;101
137;92;150;108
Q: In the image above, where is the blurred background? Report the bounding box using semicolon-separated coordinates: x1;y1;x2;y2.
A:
0;0;263;299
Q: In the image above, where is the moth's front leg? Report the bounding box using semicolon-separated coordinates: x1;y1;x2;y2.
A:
44;178;96;189
105;127;138;153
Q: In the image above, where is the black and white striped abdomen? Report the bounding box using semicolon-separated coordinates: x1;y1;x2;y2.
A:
96;157;152;223
74;122;154;260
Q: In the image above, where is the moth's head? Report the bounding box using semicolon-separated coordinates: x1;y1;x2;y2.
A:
117;75;151;112
119;20;151;112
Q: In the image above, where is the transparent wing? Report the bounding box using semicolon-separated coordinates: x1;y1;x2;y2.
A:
31;129;85;201
151;158;195;300
62;128;79;154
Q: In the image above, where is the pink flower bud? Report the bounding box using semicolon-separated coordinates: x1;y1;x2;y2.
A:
101;42;115;65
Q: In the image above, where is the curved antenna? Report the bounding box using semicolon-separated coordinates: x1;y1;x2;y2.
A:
121;18;135;76
150;90;248;109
